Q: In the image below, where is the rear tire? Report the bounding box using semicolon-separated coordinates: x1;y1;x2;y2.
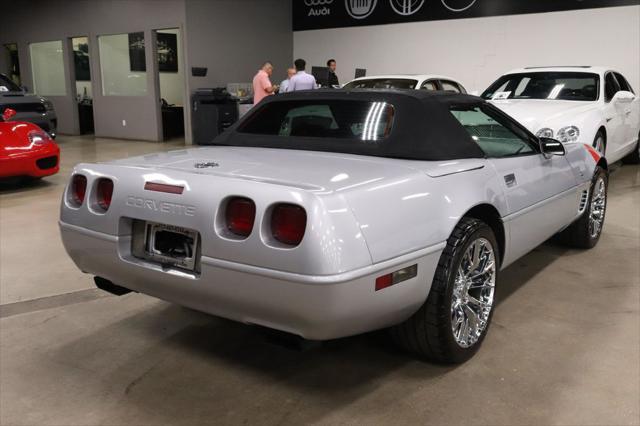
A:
391;217;499;364
622;133;640;164
558;166;608;249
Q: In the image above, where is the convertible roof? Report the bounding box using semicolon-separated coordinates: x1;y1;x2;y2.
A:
217;89;489;161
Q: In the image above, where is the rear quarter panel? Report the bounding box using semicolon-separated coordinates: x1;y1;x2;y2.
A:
341;161;507;264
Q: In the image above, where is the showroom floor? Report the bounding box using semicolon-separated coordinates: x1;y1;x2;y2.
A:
1;135;638;426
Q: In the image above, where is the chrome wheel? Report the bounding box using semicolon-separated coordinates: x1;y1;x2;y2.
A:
593;135;605;156
589;177;606;239
451;238;496;348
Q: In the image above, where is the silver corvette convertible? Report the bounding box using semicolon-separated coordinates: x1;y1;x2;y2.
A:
60;90;607;363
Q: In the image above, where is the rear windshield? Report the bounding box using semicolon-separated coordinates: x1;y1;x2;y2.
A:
0;74;21;93
343;78;418;90
238;100;395;142
482;72;599;101
218;94;487;161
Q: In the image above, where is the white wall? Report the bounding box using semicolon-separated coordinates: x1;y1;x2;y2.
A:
294;6;640;94
158;28;184;106
185;0;292;88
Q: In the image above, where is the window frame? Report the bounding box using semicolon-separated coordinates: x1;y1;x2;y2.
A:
419;79;438;91
604;72;621;103
613;72;635;95
440;80;463;94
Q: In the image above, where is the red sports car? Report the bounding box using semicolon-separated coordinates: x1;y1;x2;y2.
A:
0;108;60;179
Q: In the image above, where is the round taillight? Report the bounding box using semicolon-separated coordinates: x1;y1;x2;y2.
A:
225;197;256;237
71;175;87;206
271;204;306;246
96;178;114;211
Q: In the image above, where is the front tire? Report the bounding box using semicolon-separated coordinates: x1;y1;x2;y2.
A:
391;217;499;364
559;166;608;248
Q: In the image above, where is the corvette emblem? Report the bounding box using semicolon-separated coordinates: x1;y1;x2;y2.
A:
194;161;219;169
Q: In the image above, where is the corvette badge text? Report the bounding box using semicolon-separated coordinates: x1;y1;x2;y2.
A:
126;196;196;217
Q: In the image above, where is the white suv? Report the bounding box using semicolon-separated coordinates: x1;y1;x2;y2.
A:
483;67;640;163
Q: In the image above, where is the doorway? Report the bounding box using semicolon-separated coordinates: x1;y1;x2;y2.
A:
155;28;185;141
72;36;94;134
2;43;21;86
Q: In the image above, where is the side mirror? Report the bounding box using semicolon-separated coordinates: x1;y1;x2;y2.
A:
2;108;17;122
539;137;566;157
613;90;635;104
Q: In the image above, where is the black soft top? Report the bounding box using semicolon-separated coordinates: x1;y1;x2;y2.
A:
214;89;489;161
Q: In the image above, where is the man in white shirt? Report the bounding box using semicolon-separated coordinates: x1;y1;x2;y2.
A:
279;68;297;94
288;59;317;92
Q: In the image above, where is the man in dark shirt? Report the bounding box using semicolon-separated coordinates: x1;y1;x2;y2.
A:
327;59;339;88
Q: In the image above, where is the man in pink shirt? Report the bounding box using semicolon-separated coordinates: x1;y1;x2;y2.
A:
252;62;278;105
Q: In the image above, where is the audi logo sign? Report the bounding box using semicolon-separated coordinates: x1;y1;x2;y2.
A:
304;0;334;5
293;0;638;31
306;0;335;17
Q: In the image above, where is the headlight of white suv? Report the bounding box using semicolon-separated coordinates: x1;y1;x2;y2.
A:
536;128;554;138
557;126;580;144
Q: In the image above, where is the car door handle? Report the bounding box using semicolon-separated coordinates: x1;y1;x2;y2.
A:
625;109;632;115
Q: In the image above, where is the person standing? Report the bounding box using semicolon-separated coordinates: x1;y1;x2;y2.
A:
288;59;317;92
327;59;339;87
279;67;297;94
252;61;278;104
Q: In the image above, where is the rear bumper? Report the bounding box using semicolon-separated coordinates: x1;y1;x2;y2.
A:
60;221;444;340
0;147;60;178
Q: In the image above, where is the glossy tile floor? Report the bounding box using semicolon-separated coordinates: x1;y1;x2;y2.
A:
1;135;639;426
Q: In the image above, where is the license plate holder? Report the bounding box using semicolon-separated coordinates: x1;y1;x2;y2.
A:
136;222;200;271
